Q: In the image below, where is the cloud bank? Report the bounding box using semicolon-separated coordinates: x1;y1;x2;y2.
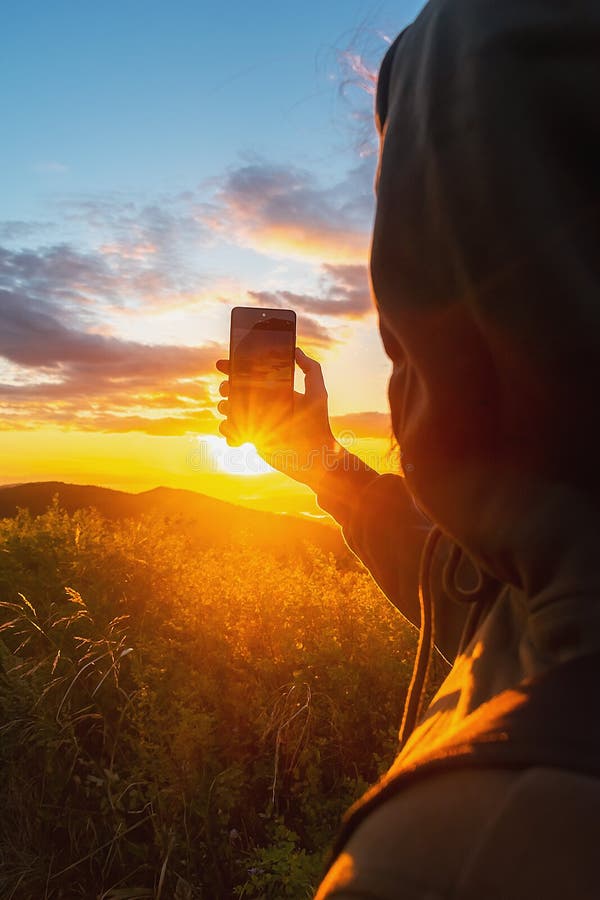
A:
0;155;379;435
0;245;221;434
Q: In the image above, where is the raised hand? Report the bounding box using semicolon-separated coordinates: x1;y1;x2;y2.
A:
216;348;342;488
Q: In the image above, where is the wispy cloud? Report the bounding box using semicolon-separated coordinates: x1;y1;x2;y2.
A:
249;263;372;320
296;314;338;348
0;237;204;322
67;193;210;263
0;286;218;375
0;151;378;433
0;221;53;242
0;254;222;434
34;161;69;174
1;244;126;316
0;407;218;436
6;156;375;313
61;195;214;309
203;159;374;262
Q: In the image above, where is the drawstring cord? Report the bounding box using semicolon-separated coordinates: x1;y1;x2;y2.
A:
442;541;485;602
399;526;443;748
399;528;488;750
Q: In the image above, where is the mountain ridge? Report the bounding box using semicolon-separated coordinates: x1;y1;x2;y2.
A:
0;481;349;558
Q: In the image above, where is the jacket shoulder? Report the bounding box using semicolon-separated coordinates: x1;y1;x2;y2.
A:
316;767;600;899
315;768;515;899
456;767;600;900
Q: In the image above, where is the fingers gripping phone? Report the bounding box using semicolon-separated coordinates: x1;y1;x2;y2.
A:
229;307;296;443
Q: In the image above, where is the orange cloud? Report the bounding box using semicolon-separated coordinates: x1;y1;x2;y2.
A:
0;155;380;437
249;263;373;320
0;408;218;436
100;242;158;261
234;223;368;263
206;160;373;263
0;264;224;434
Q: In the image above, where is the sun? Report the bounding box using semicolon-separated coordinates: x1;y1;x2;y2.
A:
194;435;273;477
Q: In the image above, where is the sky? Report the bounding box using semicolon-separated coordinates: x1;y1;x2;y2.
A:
1;0;424;515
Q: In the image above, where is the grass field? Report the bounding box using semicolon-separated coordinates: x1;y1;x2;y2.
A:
0;491;421;898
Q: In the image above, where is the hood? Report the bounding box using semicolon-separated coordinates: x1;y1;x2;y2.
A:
370;0;600;617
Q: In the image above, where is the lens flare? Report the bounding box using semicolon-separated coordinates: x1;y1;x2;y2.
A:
194;435;273;476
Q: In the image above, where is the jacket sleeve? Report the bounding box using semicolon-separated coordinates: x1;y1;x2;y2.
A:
316;454;471;663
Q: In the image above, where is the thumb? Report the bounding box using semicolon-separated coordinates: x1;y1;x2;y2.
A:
295;347;327;400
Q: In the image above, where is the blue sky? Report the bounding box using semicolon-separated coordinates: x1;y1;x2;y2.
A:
1;0;424;499
3;0;422;214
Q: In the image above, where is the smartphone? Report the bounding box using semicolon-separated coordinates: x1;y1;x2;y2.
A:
229;306;296;442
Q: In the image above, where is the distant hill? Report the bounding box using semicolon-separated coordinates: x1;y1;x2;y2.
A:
0;482;351;560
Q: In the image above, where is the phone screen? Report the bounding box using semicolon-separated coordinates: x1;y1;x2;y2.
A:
229;307;296;442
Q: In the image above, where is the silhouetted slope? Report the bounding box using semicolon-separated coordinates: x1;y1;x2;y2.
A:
0;482;350;559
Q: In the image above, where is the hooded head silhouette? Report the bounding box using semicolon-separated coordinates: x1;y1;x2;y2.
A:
370;2;600;627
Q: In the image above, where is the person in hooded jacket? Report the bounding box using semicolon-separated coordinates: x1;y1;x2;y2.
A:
217;0;600;897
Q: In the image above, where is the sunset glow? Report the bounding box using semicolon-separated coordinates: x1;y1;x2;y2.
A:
0;0;414;513
1;4;433;895
196;435;273;477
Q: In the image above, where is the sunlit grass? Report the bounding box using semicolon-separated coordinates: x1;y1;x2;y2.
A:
0;501;420;898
